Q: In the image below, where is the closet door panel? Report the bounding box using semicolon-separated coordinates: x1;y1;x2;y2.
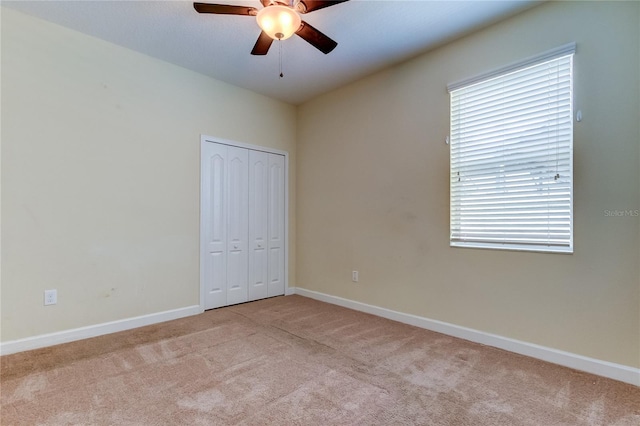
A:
202;143;227;309
226;146;249;306
248;150;269;301
267;153;285;297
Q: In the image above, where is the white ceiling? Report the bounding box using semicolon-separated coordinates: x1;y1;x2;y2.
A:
4;0;541;105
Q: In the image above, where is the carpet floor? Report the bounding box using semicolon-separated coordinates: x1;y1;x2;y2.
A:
1;295;639;425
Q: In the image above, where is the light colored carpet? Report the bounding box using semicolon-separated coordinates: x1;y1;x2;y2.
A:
1;295;639;425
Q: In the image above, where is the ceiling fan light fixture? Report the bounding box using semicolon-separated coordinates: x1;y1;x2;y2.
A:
256;5;301;40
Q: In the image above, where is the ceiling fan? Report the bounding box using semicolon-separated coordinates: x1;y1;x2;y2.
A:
193;0;348;55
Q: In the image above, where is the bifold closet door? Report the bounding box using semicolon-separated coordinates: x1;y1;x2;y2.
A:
267;153;285;297
248;150;269;301
202;142;285;310
225;147;249;306
248;151;285;301
202;143;248;310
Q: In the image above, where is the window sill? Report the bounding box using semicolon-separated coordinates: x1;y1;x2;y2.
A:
450;242;573;254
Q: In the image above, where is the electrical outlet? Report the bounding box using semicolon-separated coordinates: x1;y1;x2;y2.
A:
44;289;57;306
352;271;359;282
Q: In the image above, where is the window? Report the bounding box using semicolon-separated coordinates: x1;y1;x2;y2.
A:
448;44;575;253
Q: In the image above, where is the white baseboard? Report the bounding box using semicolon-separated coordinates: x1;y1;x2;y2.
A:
292;287;640;387
0;305;202;356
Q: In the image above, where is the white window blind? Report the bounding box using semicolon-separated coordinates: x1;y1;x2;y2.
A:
449;46;574;253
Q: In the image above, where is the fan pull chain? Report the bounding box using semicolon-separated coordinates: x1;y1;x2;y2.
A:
279;40;284;78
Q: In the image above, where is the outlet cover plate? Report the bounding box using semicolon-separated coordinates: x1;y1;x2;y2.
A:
44;289;57;305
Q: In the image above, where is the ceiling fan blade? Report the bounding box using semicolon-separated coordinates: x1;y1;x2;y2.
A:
295;21;337;54
251;31;274;55
296;0;349;14
259;0;271;7
193;3;258;16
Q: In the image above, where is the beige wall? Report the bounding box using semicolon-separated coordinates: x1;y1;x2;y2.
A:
297;1;640;368
1;8;296;341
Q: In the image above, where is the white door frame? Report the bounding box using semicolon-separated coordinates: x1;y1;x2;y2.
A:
200;135;290;312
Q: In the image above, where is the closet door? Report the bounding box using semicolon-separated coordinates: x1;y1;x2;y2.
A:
202;142;228;309
248;150;269;301
201;141;285;310
225;146;249;306
268;153;285;297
